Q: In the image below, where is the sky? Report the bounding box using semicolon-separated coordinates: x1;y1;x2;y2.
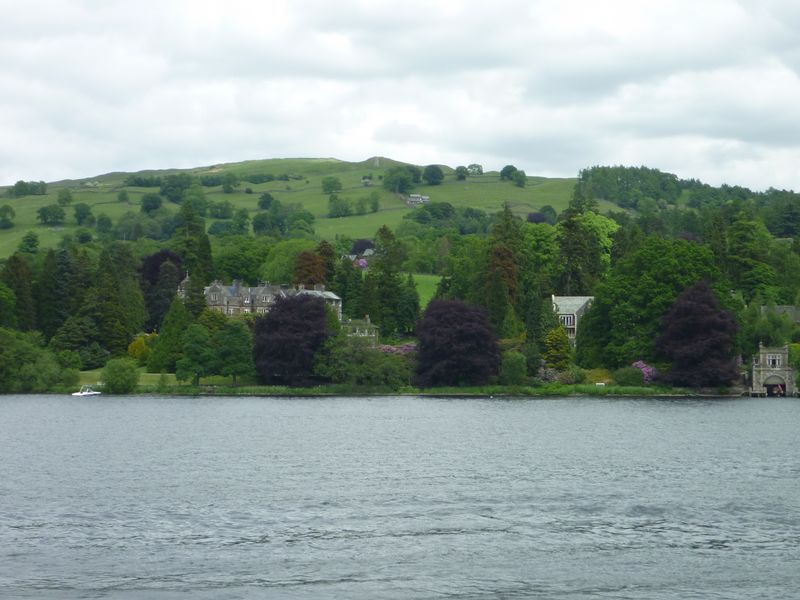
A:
2;0;800;190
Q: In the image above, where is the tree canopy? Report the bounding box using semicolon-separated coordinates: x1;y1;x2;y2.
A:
655;280;739;387
416;299;500;387
252;295;334;386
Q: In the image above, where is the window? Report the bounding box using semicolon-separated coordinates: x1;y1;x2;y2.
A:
559;314;575;327
767;354;782;368
211;293;218;301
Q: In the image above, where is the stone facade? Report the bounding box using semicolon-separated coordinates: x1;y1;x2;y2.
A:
178;277;342;319
751;343;795;396
341;315;379;345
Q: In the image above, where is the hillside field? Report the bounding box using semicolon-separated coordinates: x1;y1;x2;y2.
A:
0;157;583;258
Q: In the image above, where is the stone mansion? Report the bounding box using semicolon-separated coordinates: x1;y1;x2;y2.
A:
178;276;342;319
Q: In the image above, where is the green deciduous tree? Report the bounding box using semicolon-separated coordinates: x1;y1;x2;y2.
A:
454;166;469;180
140;193;163;214
321;176;343;194
383;166;414;194
0;328;76;392
0;204;14;229
500;165;517;180
315;336;412;388
576;237;722;368
215;321;255;385
422;165;444;185
500;350;527;385
102;357;141;394
327;194;352;217
37;204;65;225
175;324;217;385
57;188;73;206
73;202;93;225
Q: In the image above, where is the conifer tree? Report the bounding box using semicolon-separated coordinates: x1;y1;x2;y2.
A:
542;326;571;371
147;297;193;372
35;250;67;339
1;253;36;331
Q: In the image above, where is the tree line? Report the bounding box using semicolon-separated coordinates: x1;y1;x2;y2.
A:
4;163;800;392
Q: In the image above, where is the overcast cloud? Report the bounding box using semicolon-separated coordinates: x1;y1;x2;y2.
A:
2;0;800;190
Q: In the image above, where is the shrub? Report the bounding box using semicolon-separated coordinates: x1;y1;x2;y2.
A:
558;366;586;384
613;366;645;387
584;368;612;384
500;351;527;385
102;358;141;394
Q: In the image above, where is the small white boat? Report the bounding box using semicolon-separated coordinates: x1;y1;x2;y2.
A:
72;385;102;397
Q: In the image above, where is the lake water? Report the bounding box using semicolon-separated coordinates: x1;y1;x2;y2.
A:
1;395;799;599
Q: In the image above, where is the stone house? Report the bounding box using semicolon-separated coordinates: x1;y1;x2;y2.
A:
551;295;594;343
179;276;342;319
751;343;795;396
341;315;379;345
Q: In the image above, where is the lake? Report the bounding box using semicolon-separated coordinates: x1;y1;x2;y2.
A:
1;395;799;599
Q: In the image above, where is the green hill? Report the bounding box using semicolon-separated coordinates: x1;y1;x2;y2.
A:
0;157;580;258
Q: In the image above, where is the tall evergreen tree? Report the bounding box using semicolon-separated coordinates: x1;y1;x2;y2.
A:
173;195;213;285
148;260;181;331
1;253;36;331
35;250;68;339
397;273;420;335
0;282;16;328
542;326;571;371
370;226;406;336
147;297;193;372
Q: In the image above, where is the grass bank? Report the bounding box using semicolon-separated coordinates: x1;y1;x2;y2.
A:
76;371;693;397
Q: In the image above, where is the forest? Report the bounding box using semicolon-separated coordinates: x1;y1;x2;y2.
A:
2;160;800;394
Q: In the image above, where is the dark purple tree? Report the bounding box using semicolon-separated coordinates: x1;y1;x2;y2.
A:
350;238;374;255
527;212;548;224
656;280;739;387
252;295;334;386
416;299;501;387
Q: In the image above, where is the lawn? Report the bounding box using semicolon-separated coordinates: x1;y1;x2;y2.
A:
413;273;441;309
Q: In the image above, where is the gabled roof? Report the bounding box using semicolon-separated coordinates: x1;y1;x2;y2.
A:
552;296;593;314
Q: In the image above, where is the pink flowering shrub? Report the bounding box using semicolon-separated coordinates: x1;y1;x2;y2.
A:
631;360;656;384
377;343;417;355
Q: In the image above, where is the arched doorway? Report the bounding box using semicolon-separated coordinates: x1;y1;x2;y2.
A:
763;374;787;396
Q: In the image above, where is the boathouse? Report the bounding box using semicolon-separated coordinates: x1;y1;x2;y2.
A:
751;343;795;396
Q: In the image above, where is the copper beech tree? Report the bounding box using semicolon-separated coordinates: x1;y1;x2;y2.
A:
656;280;739;388
415;299;500;387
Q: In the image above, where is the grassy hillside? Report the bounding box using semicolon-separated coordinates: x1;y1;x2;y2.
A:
0;157;579;258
